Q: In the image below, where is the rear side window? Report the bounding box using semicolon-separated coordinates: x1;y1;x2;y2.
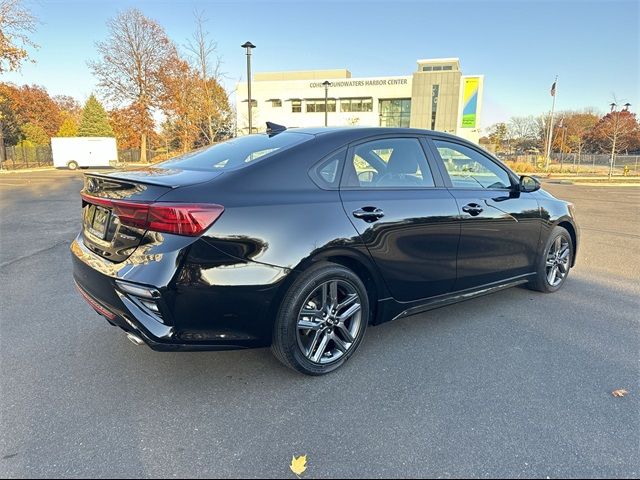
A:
158;132;311;171
309;149;345;189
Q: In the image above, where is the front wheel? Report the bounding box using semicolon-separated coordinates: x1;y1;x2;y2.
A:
528;226;573;293
67;161;78;170
271;263;369;375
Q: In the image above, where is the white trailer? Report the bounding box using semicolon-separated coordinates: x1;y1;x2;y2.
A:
51;137;118;170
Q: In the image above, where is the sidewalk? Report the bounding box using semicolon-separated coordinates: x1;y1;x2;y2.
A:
0;161;160;174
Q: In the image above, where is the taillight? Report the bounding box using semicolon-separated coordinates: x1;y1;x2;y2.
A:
81;193;224;236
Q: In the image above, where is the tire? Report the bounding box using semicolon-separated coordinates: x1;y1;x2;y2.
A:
67;161;78;170
271;263;369;375
528;226;574;293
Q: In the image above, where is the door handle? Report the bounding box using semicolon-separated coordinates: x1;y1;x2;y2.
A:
462;203;484;216
352;206;385;223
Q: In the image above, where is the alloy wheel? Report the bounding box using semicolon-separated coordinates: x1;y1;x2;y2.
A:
546;235;571;287
296;279;363;364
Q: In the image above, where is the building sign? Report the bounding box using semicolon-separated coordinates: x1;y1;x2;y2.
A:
461;77;479;128
309;78;408;88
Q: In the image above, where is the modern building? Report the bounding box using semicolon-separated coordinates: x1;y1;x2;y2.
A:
236;58;484;143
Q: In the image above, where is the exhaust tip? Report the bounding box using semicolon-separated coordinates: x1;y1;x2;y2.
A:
126;333;145;346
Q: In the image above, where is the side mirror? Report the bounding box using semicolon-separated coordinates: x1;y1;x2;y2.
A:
519;175;541;193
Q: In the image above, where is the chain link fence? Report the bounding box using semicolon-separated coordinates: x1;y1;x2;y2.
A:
1;145;53;170
0;145;170;170
499;153;640;175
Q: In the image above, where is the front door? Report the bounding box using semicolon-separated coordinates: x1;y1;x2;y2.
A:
430;138;541;290
339;136;460;302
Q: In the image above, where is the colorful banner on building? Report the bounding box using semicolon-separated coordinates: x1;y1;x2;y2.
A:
461;77;479;128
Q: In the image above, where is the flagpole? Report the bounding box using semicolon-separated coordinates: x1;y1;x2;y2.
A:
545;75;558;168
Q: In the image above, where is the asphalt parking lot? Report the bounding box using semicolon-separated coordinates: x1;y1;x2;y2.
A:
0;170;638;478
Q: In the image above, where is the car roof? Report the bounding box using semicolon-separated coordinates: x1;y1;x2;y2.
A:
280;126;464;142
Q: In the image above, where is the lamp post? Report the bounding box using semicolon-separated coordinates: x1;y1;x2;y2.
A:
241;41;256;134
607;102;632;180
322;80;331;127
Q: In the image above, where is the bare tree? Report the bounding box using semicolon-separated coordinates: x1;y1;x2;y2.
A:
89;9;175;162
0;0;38;73
184;10;231;144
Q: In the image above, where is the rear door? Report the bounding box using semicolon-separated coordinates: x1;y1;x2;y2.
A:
339;135;460;302
428;137;541;290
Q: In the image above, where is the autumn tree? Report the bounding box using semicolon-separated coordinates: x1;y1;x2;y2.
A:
78;94;114;137
52;95;81;137
109;104;158;150
89;9;175;161
159;56;201;152
588;108;639;153
588;107;640;177
3;84;61;137
21;122;48;145
0;0;38;73
56;113;78;136
551;111;599;157
0;84;21;161
487;123;509;153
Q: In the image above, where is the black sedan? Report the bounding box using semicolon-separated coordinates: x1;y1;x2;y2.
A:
71;127;578;375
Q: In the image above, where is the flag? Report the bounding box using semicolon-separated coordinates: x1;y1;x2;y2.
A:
550;81;557;97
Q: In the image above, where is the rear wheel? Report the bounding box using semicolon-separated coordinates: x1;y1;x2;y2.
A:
67;161;78;170
528;226;573;293
271;263;369;375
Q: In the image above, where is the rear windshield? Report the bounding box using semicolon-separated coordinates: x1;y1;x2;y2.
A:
158;132;311;171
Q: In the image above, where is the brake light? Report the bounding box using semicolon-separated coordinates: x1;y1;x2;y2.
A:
81;193;224;236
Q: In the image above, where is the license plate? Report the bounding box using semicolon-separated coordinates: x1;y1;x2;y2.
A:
87;205;110;239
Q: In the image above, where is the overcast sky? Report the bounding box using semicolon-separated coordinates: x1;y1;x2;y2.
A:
5;0;639;130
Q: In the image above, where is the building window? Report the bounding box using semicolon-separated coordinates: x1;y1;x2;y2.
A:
243;99;257;107
431;85;439;130
291;100;301;113
270;99;282;107
340;98;373;112
422;66;433;71
432;66;442;71
378;99;411;128
443;66;453;71
305;99;336;113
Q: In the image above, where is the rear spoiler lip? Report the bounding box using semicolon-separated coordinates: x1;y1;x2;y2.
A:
83;169;225;189
83;171;182;189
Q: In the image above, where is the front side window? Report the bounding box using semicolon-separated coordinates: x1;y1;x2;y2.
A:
343;138;434;188
434;140;512;190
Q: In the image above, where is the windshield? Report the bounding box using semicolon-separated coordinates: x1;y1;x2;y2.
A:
158;132;311;171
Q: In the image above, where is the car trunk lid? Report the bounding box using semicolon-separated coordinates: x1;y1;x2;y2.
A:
80;168;223;262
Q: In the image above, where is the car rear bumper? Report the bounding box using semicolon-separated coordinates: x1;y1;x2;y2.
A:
71;234;291;351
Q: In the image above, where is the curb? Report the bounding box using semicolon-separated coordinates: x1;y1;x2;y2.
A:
0;167;57;174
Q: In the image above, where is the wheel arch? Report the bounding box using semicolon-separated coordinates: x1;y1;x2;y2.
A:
267;248;388;328
556;218;578;267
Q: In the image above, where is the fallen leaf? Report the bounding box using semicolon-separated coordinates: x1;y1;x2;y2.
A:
612;389;629;397
290;454;307;476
